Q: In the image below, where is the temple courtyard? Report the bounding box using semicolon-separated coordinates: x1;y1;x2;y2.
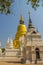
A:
0;61;43;65
0;62;43;65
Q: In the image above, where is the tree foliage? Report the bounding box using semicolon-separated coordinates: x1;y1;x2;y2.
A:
0;0;43;14
0;0;14;14
1;48;5;53
27;0;43;10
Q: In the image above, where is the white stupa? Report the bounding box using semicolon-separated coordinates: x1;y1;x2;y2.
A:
6;36;13;49
4;36;21;62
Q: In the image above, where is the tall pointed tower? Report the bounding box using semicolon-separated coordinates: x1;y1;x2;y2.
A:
24;12;42;63
27;12;36;32
13;15;27;49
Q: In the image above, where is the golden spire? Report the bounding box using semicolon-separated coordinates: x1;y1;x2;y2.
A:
13;15;27;49
20;15;24;21
20;15;24;24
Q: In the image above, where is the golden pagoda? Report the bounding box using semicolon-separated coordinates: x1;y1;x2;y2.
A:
13;15;27;49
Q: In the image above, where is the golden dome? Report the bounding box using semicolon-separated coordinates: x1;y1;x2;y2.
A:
13;25;27;49
15;24;27;39
17;24;27;32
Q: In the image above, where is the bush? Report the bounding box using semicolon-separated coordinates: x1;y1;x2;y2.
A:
1;48;5;53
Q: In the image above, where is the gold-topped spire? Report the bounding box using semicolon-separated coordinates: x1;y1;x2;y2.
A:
13;15;27;49
20;15;24;24
20;15;24;21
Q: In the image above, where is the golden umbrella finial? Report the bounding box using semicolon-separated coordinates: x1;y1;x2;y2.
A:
20;15;24;21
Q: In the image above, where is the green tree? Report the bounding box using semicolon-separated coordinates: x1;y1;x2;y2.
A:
0;0;43;14
1;48;5;53
0;0;14;14
27;0;43;10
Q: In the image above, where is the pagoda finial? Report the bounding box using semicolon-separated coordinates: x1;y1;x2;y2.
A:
28;11;30;19
20;15;24;21
20;15;24;24
28;11;32;23
28;11;34;29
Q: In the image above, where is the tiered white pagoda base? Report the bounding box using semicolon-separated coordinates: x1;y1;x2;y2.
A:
1;49;22;62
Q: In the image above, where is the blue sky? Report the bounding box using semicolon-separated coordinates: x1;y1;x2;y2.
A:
0;0;43;47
